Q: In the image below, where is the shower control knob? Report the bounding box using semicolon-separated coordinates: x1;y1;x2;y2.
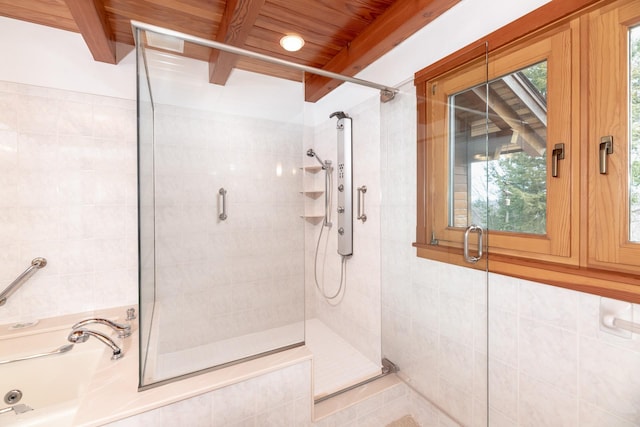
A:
338;206;344;213
338;184;344;192
338;227;344;235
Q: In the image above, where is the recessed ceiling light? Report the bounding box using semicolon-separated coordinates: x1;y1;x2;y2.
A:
280;34;305;52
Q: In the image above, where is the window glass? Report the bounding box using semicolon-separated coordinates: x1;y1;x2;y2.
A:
449;61;548;234
629;25;640;241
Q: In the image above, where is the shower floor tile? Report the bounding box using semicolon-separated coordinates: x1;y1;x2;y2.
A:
153;322;304;380
305;318;381;399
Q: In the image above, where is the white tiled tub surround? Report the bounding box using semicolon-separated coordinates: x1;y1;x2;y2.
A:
109;368;432;427
305;93;383;380
0;81;138;325
103;352;313;427
381;82;640;427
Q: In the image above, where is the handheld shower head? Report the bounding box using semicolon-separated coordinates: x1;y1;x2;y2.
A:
329;111;348;120
306;148;329;169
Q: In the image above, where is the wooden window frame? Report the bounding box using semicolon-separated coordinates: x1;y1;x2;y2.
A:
427;25;576;262
414;0;640;304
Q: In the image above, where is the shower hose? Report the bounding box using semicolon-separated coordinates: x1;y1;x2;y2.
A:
313;166;347;304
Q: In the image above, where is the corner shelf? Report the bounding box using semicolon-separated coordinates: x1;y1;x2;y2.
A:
300;214;325;224
301;165;325;223
300;165;323;174
299;190;324;199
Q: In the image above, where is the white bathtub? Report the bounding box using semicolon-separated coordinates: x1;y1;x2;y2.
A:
0;306;311;427
0;309;128;427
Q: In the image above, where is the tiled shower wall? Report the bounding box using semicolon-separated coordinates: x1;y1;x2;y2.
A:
381;84;640;427
306;95;382;366
0;81;138;324
151;104;305;354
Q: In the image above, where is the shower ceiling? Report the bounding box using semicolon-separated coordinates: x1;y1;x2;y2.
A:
0;0;458;102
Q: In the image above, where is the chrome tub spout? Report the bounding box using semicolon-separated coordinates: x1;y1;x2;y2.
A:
68;328;124;360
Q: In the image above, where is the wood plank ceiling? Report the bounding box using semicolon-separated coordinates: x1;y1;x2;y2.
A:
0;0;459;101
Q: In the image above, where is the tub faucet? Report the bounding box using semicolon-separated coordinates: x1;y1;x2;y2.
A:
68;328;124;360
72;317;131;338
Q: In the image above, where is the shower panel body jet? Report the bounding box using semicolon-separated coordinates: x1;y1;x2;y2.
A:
332;112;353;257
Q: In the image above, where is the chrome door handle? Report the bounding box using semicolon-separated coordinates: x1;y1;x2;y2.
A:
218;187;227;220
357;185;367;223
463;225;483;263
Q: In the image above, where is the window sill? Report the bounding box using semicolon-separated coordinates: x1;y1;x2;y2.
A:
414;243;640;303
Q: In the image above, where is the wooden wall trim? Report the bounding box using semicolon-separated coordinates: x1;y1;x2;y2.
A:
489;255;640;304
415;245;640;303
414;0;605;85
64;0;116;64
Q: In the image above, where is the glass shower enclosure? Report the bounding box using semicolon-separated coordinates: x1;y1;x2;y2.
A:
135;22;397;391
136;25;307;387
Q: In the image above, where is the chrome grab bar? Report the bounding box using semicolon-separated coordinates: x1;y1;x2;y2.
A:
324;163;333;227
357;185;367;223
0;258;47;306
463;225;484;263
219;187;228;220
0;344;74;365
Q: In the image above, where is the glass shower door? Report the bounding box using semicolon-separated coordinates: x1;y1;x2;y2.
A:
136;34;155;383
136;29;306;388
380;47;490;426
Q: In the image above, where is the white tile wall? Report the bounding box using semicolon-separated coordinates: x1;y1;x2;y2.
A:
305;95;382;369
9;19;640;426
150;104;305;356
9;5;619;426
5;74;638;427
380;81;640;427
0;81;137;324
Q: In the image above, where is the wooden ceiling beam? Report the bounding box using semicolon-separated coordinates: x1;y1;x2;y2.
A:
304;0;460;102
64;0;116;64
209;0;266;85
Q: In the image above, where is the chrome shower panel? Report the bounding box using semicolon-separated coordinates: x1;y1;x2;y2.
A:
335;115;353;257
